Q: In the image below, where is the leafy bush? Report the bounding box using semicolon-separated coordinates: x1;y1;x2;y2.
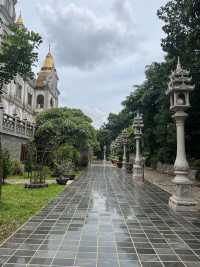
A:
2;150;12;182
54;144;80;167
52;162;74;177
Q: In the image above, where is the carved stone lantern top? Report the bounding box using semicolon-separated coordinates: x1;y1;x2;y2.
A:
166;58;194;112
121;129;129;145
116;135;123;146
133;112;144;135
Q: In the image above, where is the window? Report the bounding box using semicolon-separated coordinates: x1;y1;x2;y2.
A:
28;93;32;106
15;84;22;99
21;144;28;162
37;95;44;109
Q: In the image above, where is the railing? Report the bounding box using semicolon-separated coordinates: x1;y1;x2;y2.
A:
0;111;35;139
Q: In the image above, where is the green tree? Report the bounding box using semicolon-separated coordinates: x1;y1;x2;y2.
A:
0;21;42;197
99;0;200;167
158;0;200;159
34;108;98;169
0;23;42;93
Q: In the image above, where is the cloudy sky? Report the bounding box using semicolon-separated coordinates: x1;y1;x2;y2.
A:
16;0;168;128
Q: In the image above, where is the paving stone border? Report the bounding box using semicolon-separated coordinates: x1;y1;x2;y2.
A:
0;164;200;267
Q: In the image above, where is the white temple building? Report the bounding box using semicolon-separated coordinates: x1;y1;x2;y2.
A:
0;0;60;122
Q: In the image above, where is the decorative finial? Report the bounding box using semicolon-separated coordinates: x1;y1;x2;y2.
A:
176;57;182;72
49;43;51;53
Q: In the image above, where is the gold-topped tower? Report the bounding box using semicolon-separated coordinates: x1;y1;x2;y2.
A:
36;47;58;88
16;11;24;27
41;46;55;71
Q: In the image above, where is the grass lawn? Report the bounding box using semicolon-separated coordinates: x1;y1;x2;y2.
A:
0;184;65;244
6;173;54;180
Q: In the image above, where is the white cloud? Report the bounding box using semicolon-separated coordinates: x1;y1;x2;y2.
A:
20;0;168;126
39;0;143;70
82;106;108;129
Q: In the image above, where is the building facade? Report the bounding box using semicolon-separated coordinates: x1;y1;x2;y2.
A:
0;1;60;123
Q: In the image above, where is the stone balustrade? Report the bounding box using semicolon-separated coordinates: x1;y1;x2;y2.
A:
0;109;35;139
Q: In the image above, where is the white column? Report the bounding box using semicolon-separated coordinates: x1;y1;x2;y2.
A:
174;113;189;174
0;102;4;131
14;116;17;134
122;143;127;169
133;135;144;183
135;138;141;164
103;146;106;163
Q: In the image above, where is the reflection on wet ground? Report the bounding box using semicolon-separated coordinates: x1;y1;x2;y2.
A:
1;163;200;267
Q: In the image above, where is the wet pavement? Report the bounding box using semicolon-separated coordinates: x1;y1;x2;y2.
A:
1;163;200;267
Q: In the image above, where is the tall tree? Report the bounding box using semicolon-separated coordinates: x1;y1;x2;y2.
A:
158;0;200;159
0;22;42;198
98;0;200;167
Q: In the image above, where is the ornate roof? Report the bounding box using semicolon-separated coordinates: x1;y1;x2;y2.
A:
166;58;194;95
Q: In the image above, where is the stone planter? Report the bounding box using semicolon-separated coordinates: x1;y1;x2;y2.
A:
126;163;133;174
117;162;123;168
56;177;69;185
25;183;48;189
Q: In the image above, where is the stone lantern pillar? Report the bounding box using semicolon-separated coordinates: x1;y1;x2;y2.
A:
0;102;4;131
122;142;127;169
103;145;107;162
121;129;128;169
166;58;196;211
133;112;144;182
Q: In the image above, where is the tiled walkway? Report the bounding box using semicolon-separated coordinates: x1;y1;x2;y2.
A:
1;163;200;267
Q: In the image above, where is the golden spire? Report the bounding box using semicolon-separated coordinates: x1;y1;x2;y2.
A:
36;46;56;88
16;10;24;27
41;45;55;71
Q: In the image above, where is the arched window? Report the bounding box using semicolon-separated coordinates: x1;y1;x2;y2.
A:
37;95;44;109
50;98;54;108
